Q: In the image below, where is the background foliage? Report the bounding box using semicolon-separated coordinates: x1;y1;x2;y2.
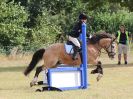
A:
0;0;133;54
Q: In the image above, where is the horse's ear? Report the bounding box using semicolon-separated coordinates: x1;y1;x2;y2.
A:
111;34;116;40
112;37;117;42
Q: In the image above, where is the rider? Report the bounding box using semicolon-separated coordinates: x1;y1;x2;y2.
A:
67;13;88;60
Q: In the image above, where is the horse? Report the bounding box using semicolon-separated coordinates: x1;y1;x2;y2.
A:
24;32;117;87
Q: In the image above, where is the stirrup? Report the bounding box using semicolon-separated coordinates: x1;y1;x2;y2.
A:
72;53;78;60
72;56;78;60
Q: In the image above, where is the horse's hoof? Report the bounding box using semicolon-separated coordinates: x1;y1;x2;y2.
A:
91;69;98;74
97;74;103;81
36;89;42;92
30;82;36;87
91;70;95;74
30;82;33;87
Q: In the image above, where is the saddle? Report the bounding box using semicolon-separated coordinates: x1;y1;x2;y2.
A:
64;41;82;61
64;41;75;54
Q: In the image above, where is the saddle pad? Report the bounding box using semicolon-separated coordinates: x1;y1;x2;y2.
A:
64;44;74;54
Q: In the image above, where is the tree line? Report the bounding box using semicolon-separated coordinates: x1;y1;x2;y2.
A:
0;0;133;53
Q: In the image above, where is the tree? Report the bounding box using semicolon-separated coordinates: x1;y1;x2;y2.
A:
109;0;133;12
0;1;28;46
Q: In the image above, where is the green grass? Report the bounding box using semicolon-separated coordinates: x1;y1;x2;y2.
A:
0;52;133;99
0;66;133;99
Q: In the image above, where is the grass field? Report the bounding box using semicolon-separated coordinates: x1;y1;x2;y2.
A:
0;51;133;99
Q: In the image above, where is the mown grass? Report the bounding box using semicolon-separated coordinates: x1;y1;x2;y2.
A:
0;51;133;99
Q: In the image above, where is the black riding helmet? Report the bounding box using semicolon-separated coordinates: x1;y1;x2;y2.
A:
79;13;88;20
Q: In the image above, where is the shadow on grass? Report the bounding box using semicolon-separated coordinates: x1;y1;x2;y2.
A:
0;66;26;72
0;63;133;72
89;63;133;68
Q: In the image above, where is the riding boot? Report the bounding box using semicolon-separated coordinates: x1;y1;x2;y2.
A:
72;46;79;60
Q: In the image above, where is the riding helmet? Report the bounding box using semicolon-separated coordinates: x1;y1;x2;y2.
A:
79;13;88;20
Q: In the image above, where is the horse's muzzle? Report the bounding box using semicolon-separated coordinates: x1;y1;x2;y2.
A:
108;52;116;59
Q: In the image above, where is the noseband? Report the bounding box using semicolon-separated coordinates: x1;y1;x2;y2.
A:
104;38;116;56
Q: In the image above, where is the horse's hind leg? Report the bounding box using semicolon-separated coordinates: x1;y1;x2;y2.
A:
30;66;44;87
91;61;103;81
30;58;58;87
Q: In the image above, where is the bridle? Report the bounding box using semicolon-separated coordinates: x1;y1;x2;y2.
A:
95;37;116;57
103;37;116;57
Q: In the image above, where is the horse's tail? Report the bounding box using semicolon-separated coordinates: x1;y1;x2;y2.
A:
24;48;45;76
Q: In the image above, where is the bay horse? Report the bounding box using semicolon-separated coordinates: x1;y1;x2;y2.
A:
24;33;116;87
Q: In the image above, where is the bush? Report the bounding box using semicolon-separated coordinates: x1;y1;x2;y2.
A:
0;1;29;46
87;5;133;34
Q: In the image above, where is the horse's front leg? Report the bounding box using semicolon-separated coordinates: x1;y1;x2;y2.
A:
91;61;103;81
30;66;44;87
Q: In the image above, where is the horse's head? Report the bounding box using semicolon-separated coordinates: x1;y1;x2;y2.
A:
97;33;117;59
103;38;116;59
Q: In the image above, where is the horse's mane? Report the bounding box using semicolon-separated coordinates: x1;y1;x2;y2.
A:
89;32;113;44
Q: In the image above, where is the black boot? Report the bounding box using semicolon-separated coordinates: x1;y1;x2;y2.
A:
72;46;79;60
